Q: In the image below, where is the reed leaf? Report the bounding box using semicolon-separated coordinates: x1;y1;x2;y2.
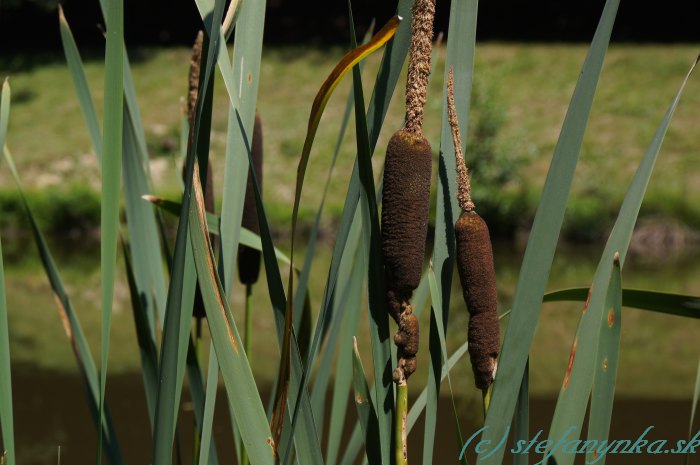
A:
187;162;274;465
341;333;471;465
152;1;224;462
98;0;124;461
477;2;620;462
58;7;102;158
284;16;403;463
0;79;14;465
546;55;699;465
319;226;364;464
2;147;123;465
513;360;529;465
282;23;401;415
296;21;375;372
196;343;219;465
350;12;394;464
424;0;478;459
687;358;700;465
544;288;700;319
121;242;159;429
426;267;467;464
586;254;622;465
352;337;383;464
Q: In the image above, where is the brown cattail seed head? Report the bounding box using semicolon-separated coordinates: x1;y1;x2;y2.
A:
238;112;264;285
455;210;500;390
381;130;432;295
187;31;204;125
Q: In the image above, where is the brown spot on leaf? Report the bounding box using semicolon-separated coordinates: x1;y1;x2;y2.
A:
602;357;608;372
583;287;593;314
356;394;364;404
247;72;253;83
608;307;615;328
563;339;577;389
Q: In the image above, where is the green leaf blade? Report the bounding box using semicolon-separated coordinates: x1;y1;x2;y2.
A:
478;2;621;463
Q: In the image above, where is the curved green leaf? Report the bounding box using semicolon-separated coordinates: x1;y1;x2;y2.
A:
478;2;620;463
544;288;700;318
546;54;699;465
586;254;622;465
0;79;15;465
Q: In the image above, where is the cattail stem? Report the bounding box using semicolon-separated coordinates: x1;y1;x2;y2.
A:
447;67;474;212
240;284;254;465
404;0;436;136
482;385;492;419
395;381;409;465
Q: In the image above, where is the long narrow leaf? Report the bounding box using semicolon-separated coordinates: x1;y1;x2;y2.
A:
477;2;620;462
319;230;364;464
352;337;382;464
196;343;219;465
280;17;401;400
513;360;529;465
152;1;224;461
0;79;15;465
586;254;622;465
3;147;123;465
121;241;159;428
350;15;394;464
188;162;274;465
58;7;103;158
426;267;467;464
98;0;124;460
546;55;699;465
544;288;700;319
284;16;402;463
687;358;700;465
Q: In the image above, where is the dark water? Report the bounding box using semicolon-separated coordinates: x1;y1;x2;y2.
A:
8;369;699;465
4;238;700;464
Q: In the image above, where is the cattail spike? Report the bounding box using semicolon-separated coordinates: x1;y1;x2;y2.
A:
447;68;474;212
187;31;204;126
404;0;436;136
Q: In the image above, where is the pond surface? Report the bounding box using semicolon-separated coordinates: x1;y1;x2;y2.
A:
3;236;700;464
9;369;700;464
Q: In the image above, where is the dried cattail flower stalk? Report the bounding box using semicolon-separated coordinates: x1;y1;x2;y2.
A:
448;68;500;391
404;0;437;136
238;112;264;285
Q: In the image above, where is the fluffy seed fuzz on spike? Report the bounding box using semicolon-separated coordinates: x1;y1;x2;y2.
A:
455;211;500;390
448;68;500;391
238;112;263;285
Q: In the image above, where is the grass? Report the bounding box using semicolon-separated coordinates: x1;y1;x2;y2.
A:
2;44;700;234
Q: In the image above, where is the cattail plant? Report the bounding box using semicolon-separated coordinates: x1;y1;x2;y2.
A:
382;0;435;384
183;31;216;322
447;68;500;394
380;0;435;463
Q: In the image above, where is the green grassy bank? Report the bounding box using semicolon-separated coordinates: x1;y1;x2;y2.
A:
2;44;700;241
